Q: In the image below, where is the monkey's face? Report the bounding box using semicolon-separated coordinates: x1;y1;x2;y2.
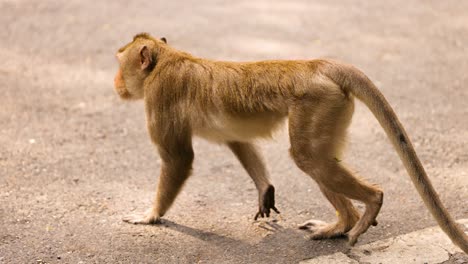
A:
114;39;155;100
114;66;133;99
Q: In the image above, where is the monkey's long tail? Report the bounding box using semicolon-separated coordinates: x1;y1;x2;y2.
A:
324;61;468;253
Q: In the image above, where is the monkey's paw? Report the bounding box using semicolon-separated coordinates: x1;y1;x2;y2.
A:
123;209;161;225
255;185;280;220
298;220;347;239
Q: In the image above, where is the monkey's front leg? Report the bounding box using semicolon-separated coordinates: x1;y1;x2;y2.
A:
227;142;280;220
123;132;194;225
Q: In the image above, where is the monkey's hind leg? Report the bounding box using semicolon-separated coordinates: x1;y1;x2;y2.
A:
289;96;383;245
298;186;360;239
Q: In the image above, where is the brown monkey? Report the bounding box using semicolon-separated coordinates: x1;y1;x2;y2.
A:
114;33;468;252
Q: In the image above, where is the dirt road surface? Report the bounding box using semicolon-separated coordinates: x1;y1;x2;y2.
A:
1;0;467;263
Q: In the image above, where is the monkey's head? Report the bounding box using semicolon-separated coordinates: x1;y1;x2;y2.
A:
114;33;167;100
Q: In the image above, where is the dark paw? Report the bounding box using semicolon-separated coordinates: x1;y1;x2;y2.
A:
254;185;280;220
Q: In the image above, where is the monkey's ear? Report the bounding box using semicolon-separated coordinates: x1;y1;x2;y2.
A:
139;45;152;70
160;37;167;44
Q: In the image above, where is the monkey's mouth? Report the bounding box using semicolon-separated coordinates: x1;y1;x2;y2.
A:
115;85;132;100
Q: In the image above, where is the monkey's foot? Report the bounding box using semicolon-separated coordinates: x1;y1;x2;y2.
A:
123;209;161;225
298;220;349;239
255;185;280;220
347;192;383;246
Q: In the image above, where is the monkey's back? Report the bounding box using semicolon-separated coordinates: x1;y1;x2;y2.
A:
184;59;343;142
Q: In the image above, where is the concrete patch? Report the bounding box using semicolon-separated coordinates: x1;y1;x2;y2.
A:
301;219;468;264
301;252;359;264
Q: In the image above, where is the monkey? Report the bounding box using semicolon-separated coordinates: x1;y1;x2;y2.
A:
113;33;468;253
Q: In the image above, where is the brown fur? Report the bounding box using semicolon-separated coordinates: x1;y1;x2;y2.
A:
115;33;468;252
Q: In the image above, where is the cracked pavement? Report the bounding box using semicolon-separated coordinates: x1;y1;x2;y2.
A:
301;219;468;264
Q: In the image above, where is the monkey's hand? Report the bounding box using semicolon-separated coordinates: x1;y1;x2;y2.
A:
254;185;280;220
123;208;162;225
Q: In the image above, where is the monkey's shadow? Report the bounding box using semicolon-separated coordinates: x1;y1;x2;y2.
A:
161;219;349;262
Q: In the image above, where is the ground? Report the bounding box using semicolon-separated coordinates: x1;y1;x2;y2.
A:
0;0;467;263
